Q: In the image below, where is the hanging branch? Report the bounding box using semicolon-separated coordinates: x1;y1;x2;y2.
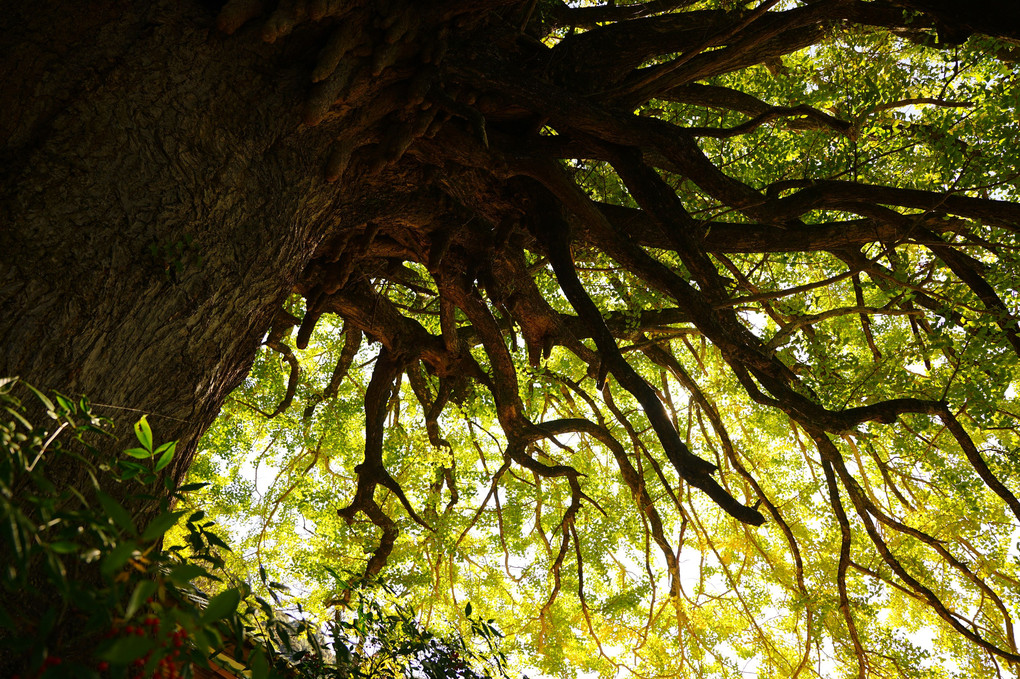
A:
814;430;1020;663
338;347;432;579
263;308;302;417
202;1;1020;670
528;184;765;525
303;325;363;419
819;453;869;679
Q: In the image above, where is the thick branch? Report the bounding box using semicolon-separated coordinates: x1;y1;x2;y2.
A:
527;182;764;525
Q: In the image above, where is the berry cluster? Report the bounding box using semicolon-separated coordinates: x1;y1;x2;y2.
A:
97;615;190;679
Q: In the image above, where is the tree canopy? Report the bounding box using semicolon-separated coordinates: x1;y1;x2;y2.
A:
5;0;1020;677
171;0;1020;676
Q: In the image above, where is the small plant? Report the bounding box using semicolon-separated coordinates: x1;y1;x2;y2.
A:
0;377;248;678
240;568;511;679
0;378;512;679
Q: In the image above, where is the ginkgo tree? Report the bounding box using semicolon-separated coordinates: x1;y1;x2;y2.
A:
4;0;1020;677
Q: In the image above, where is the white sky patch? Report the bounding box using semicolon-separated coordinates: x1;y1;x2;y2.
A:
904;361;929;377
739;308;770;335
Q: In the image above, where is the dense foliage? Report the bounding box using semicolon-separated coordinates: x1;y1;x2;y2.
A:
175;1;1020;677
0;379;506;679
0;377;243;678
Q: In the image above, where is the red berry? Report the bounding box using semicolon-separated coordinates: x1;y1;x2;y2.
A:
97;661;110;671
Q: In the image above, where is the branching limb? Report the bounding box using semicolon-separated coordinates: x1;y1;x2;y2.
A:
527;185;764;524
769;181;1020;231
939;408;1020;523
595;202;959;254
537;414;683;596
338;347;431;581
264;308;302;417
687;104;854;139
548;0;697;28
814;431;1020;663
304;325;362;419
819;452;868;679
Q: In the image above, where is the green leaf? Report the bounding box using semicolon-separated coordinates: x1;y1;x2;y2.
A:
250;647;270;679
179;482;211;492
204;531;232;551
200;588;241;625
99;636;155;663
124;447;154;459
101;542;138;578
4;514;25;561
191;628;214;654
254;595;274;617
142;510;186;541
126;580;158;619
48;541;78;554
168;563;207;586
133;416;153;452
54;393;75;415
117;465;143;481
24;383;55;415
97;491;136;535
465;602;472;617
4;405;31;430
153;440;176;471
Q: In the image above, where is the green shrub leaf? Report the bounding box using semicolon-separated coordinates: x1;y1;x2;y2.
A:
133;416;153;452
250;647;269;679
168;562;207;586
24;383;55;414
154;441;176;471
101;542;138;578
142;510;186;541
48;541;78;554
200;588;241;625
126;580;158;619
100;636;155;663
97;491;136;535
204;531;232;551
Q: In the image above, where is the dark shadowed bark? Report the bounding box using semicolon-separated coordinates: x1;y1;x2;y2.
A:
2;0;388;488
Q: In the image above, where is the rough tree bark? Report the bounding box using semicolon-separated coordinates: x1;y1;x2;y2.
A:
2;0;396;488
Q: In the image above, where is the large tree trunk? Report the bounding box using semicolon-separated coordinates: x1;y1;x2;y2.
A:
1;0;357;485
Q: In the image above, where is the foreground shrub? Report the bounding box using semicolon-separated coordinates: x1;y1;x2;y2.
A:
0;378;509;679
